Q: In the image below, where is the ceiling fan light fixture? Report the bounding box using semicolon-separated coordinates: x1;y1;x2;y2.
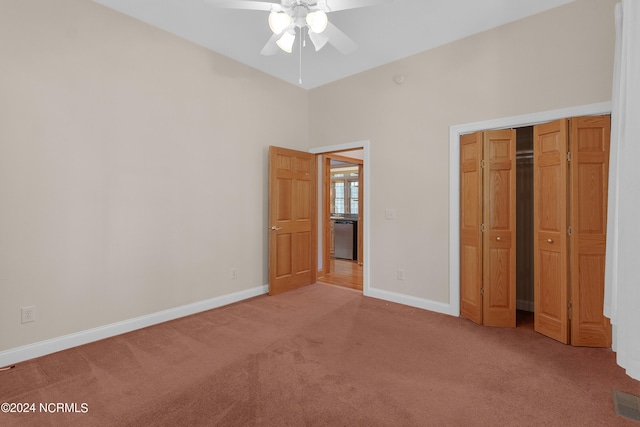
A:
276;29;296;53
306;10;328;34
308;30;329;51
268;11;292;35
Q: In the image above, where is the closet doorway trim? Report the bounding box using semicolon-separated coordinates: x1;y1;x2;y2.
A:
449;102;611;317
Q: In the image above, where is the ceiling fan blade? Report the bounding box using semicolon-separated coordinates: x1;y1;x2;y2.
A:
324;22;357;55
204;0;280;12
260;33;280;56
320;0;391;13
308;31;329;52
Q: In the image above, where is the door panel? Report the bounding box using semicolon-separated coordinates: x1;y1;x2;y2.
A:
483;130;517;327
569;116;612;347
276;179;293;221
269;146;317;295
460;132;483;324
534;119;569;343
276;234;292;276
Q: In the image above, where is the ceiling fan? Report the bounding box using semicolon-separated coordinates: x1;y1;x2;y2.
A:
205;0;391;55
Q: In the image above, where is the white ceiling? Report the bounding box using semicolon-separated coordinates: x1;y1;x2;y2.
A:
93;0;574;89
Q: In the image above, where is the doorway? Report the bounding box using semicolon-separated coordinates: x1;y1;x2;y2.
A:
309;142;370;294
450;102;612;319
319;150;363;291
459;115;611;347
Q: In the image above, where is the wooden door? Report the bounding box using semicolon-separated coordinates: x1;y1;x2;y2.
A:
460;132;483;324
483;130;517;327
569;115;612;347
533;119;569;343
269;146;317;295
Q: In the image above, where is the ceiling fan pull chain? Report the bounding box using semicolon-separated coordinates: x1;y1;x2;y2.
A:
299;27;303;85
302;24;306;48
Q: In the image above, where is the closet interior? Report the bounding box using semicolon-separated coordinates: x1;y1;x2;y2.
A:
515;127;534;315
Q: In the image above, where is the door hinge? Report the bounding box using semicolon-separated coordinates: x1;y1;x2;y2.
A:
481;160;485;169
481;223;485;233
567;226;572;236
480;288;485;296
568;300;572;319
567;151;572;162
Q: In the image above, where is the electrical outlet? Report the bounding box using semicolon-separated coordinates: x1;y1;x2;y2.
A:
231;268;237;280
385;209;396;220
21;306;36;324
397;269;405;281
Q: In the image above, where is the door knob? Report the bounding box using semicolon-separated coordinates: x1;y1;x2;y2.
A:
270;226;283;231
547;238;553;243
496;237;501;241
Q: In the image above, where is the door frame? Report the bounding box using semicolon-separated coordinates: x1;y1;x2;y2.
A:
310;140;371;295
449;102;611;317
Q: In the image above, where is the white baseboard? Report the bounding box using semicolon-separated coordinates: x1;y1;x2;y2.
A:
0;285;269;368
365;287;456;317
366;289;534;318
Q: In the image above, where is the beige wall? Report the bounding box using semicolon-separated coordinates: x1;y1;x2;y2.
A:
0;0;308;351
308;0;617;304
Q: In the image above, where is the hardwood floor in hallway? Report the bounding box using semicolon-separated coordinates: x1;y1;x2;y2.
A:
317;259;363;291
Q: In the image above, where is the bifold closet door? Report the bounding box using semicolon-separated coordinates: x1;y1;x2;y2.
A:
569;116;612;347
533;119;569;344
460;130;516;327
463;116;611;344
460;131;483;324
482;130;517;327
